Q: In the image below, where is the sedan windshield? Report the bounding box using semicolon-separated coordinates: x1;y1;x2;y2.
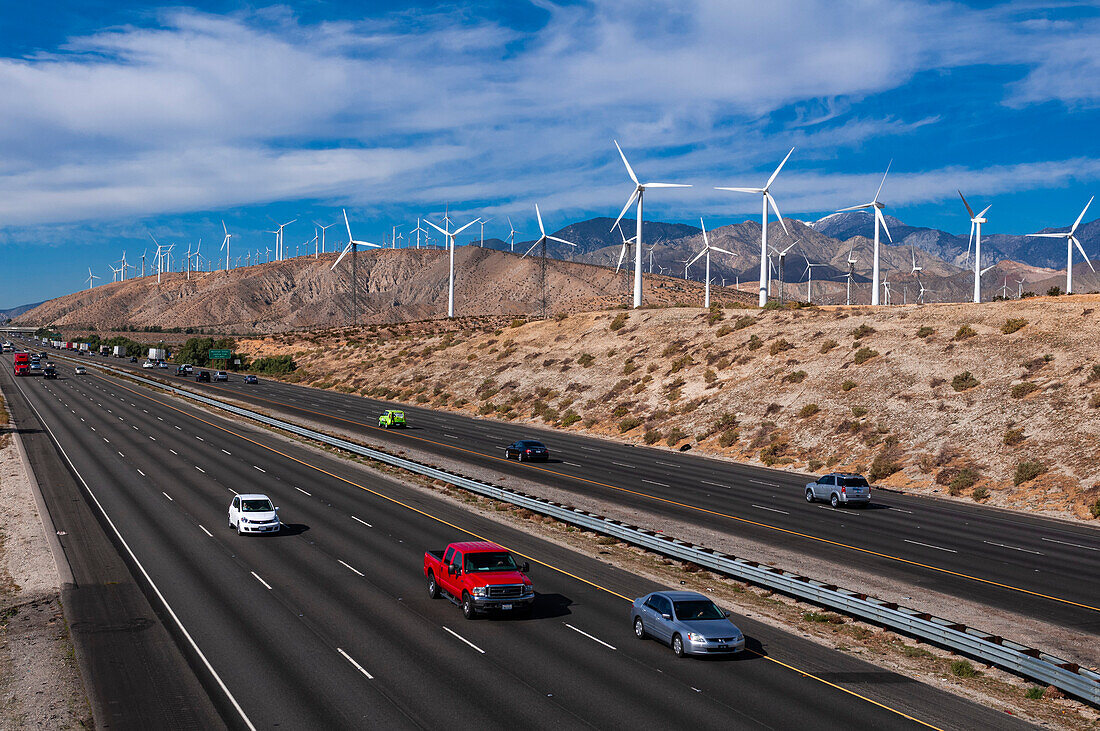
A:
242;499;274;512
673;600;726;620
464;552;518;572
840;477;870;487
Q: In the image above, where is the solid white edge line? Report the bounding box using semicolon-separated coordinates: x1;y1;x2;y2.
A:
250;571;272;590
442;626;485;654
904;539;957;553
336;648;374;679
351;515;372;528
199;525;213;537
338;560;365;577
8;378;258;731
564;623;617;650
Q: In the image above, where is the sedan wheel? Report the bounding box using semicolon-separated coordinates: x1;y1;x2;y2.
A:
830;493;840;508
634;617;646;640
805;489;815;503
672;634;685;658
518;452;524;462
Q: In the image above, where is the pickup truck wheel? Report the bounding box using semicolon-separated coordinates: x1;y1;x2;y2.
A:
633;617;646;640
672;634;685;657
830;493;840;508
427;573;439;599
805;489;815;503
461;592;476;620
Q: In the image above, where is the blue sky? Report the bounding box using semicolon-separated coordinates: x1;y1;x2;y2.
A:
2;1;1100;308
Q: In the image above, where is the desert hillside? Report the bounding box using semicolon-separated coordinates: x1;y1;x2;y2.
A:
17;248;753;332
240;296;1100;521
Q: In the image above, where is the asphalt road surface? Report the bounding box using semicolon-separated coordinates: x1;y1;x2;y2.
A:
2;353;1034;729
69;348;1100;638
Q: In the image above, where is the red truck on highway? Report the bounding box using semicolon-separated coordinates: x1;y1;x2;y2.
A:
13;351;30;376
424;541;535;619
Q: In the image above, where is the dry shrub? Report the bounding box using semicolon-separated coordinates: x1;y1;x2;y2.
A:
1010;382;1040;399
954;324;977;340
853;347;878;364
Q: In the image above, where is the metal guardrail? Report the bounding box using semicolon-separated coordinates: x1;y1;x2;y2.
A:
65;356;1100;704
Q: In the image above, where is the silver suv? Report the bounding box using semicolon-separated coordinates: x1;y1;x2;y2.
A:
806;473;871;507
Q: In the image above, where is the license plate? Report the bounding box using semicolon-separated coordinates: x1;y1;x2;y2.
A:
502;604;512;610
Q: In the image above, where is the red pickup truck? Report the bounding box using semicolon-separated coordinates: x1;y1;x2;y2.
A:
424;541;535;619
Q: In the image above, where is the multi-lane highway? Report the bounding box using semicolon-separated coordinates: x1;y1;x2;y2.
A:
1;353;1033;729
72;348;1100;638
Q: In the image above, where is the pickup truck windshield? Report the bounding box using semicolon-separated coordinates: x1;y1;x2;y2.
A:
463;552;518;573
673;600;725;620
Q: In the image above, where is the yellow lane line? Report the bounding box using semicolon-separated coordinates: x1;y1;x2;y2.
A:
103;371;943;729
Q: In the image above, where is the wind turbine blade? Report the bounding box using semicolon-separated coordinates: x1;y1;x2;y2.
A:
688;249;707;267
1071;195;1094;234
615;243;628;273
714;187;763;194
425;220;448;236
699;217;709;248
547;236;576;247
980;264;995;276
611;189;640;231
343;209;354;241
836;203;874;212
765;147;795;189
613;140;639;185
958;190;974;219
967;222;974;259
641;182;691;188
521;237;544;258
977;204;992;219
875;207;893;243
1072;236;1095;271
535;203;546;235
331;242;353;270
1025;233;1067;238
709;246;736;256
767;193;788;235
222;220;228;236
874;160;892;203
781;240;798;255
453;220;477;237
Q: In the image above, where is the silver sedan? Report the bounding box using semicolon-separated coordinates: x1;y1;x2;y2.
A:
630;590;745;657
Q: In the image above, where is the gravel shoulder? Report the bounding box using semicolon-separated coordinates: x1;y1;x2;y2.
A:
0;404;91;730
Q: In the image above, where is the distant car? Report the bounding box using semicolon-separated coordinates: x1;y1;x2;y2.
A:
176;365;188;375
805;472;872;508
631;591;745;657
142;360;154;368
43;365;57;379
195;370;211;382
227;494;281;535
378;409;407;428
158;361;169;369
505;440;549;462
243;374;258;384
129;356;138;363
183;364;194;373
213;371;228;381
74;366;87;375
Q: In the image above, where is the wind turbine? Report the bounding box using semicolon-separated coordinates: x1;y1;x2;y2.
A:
274;218;296;260
331;209;382;326
614;222;637;274
689;219;735;308
679;255;693;280
184;243;193;280
1000;275;1011;300
220;221;233;271
1016;278;1025;298
477;217;493;248
910;246;923;276
313;221;336;254
768;239;798;305
716;147;794;308
85;267;99;290
507;218;520;253
1026;197;1095;294
881;272;892;305
610;140;692;308
411;218;429;250
917;278;929;304
843;244;858;306
802;255;826;304
521;204;576;259
959;191;992;303
425;214;477;318
149;234;166;283
838;162;892;305
115;251;130;282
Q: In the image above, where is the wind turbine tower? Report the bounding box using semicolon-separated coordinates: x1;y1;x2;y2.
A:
1026;197;1095;294
959;191;992;303
689;219;735;308
425;215;477;318
838;163;893;305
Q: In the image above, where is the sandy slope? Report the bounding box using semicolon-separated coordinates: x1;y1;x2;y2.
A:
242;295;1100;521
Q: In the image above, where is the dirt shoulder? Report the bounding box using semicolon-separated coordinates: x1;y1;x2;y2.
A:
0;398;91;730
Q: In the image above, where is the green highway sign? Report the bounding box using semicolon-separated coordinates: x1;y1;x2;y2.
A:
209;349;231;359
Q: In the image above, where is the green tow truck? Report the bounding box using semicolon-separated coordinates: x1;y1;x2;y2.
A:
378;409;407;428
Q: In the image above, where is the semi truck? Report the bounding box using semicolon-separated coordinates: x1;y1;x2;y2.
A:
423;541;535;619
13;352;30;376
113;345;126;357
148;348;167;361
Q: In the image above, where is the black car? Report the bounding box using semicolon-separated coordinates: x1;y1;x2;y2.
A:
243;374;258;384
176;365;188;375
505;440;549;462
196;370;211;382
43;366;57;379
130;356;138;363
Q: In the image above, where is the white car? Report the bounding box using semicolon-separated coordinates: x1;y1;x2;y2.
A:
142;360;154;368
158;361;169;369
74;366;87;375
214;371;229;381
228;494;281;535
